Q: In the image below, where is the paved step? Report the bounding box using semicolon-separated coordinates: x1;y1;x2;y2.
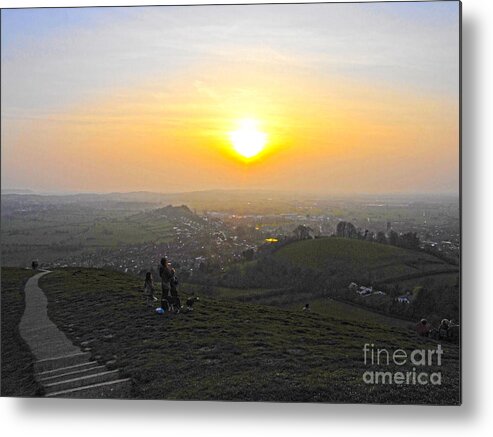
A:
45;378;132;399
20;271;133;399
43;370;121;394
34;352;91;373
37;361;99;379
38;365;108;384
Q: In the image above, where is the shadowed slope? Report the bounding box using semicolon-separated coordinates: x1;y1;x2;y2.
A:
40;268;460;404
1;268;40;397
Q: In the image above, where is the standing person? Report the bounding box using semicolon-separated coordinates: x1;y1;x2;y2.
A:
169;267;181;313
143;272;157;307
159;257;173;310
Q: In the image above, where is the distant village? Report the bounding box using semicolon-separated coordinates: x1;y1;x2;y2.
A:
48;202;459;282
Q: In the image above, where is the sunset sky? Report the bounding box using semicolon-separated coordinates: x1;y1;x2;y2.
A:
1;2;460;195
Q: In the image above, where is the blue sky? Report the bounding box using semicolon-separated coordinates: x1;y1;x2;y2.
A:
1;2;459;117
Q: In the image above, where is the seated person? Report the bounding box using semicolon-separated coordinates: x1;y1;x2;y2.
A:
439;319;450;339
416;319;432;337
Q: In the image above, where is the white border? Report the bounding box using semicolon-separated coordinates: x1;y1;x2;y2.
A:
2;0;493;436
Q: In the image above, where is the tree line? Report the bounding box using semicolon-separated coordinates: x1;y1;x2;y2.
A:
336;221;420;250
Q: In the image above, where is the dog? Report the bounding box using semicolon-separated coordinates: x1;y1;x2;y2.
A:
184;296;199;311
161;295;181;313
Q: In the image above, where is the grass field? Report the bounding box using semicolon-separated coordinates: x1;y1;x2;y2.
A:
188;283;416;329
185;283;287;300
1;267;41;397
387;272;459;290
1;207;178;266
185;281;450;331
37;268;460;404
221;238;458;291
212;238;459;320
274;237;457;282
290;298;415;330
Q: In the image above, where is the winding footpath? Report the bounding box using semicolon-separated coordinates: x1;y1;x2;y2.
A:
19;270;132;398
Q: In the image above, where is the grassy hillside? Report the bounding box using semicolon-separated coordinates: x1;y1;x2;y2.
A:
288;298;415;330
1;268;41;397
187;283;415;329
212;238;459;324
39;268;460;404
274;237;457;282
218;237;458;291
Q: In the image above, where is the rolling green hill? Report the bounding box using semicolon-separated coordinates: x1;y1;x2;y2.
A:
201;237;459;326
219;237;458;292
216;237;459;295
273;237;457;283
31;268;460;404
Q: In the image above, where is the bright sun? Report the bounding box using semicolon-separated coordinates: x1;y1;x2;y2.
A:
229;119;267;159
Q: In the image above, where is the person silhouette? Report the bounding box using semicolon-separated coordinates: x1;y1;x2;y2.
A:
158;257;173;310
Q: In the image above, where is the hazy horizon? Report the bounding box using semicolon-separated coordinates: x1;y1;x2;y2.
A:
1;186;459;199
1;2;460;195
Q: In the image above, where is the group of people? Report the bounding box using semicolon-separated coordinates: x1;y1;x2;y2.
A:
143;257;181;312
416;318;459;341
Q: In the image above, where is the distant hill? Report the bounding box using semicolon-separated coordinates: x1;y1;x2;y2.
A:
148;204;198;220
0;201;204;266
273;237;457;283
32;267;460;404
1;189;34;195
0;189;323;215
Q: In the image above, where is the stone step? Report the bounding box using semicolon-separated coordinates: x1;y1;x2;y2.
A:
43;370;121;394
37;361;99;378
45;378;132;399
34;352;91;373
38;365;108;384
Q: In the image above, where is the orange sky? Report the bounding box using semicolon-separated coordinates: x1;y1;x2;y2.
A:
1;3;460;194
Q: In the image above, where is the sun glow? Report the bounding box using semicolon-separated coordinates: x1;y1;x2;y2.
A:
229;119;267;159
